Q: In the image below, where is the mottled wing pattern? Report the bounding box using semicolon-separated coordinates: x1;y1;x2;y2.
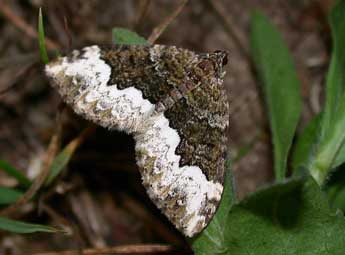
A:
45;44;229;237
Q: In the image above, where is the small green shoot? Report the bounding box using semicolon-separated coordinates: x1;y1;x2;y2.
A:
38;7;49;64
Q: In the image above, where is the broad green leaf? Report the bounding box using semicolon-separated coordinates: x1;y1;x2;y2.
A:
250;11;302;180
308;0;345;184
291;114;321;173
38;7;49;64
0;187;23;205
0;160;31;188
0;217;57;234
112;28;147;45
191;160;235;255
223;177;345;254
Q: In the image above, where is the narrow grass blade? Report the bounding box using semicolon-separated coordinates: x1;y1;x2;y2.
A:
46;127;94;185
0;217;57;233
45;138;79;185
38;7;49;64
0;187;23;205
250;11;302;180
0;160;31;188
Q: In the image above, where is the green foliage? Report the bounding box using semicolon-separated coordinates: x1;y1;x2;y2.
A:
0;160;31;188
192;176;345;255
306;0;345;184
112;28;147;45
320;0;345;138
324;166;345;212
38;8;49;64
291;114;321;173
327;182;345;212
192;1;345;254
191;161;235;254
0;217;57;234
222;177;345;255
250;11;302;180
0;187;23;205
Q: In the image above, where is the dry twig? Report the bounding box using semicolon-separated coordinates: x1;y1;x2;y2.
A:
0;62;37;96
0;0;59;49
134;0;151;29
33;244;181;255
120;193;183;244
63;16;72;49
68;190;108;248
0;53;37;69
148;0;189;44
41;204;84;249
203;0;250;60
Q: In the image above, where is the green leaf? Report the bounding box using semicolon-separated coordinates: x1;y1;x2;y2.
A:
327;182;345;212
0;187;23;205
112;28;147;45
0;160;31;188
222;177;345;254
325;165;345;212
319;0;345;137
38;7;49;64
308;0;345;184
45;135;83;185
250;11;302;180
191;160;235;255
291;114;321;173
333;144;345;169
0;217;57;234
326;180;345;213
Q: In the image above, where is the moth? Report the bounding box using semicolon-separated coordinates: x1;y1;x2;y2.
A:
45;44;229;237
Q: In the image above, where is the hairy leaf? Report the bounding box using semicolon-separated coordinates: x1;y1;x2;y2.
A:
223;177;345;254
250;11;302;180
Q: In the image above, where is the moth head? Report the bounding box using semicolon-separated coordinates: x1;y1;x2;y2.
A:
196;50;228;81
212;50;228;79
